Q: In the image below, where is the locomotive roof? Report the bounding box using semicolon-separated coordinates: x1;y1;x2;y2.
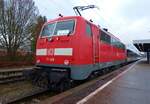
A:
47;16;83;23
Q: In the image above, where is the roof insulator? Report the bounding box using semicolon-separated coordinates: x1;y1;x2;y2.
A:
89;19;93;22
59;14;63;17
98;25;101;28
103;28;108;31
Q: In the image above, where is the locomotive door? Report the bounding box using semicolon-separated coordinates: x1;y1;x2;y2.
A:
92;26;100;64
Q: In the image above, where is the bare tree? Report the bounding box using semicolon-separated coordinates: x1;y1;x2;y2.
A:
31;16;47;52
0;0;39;58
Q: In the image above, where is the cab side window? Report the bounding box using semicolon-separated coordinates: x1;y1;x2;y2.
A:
86;23;92;37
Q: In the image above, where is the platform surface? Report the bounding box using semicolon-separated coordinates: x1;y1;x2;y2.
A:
83;59;150;104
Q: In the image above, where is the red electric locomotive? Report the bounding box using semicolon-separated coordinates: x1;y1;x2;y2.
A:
34;15;126;89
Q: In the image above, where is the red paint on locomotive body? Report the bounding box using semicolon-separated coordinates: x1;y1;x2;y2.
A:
36;16;126;67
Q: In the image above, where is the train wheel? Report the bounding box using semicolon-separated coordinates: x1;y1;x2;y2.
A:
36;72;49;88
102;69;107;74
58;78;71;92
88;73;95;80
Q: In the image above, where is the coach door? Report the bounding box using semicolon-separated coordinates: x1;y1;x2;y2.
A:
92;26;100;64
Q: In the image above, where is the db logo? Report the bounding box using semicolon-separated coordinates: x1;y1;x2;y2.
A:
47;48;54;55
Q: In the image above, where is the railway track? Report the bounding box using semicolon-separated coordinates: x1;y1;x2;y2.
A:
0;81;49;104
0;68;33;84
0;70;25;84
0;68;52;104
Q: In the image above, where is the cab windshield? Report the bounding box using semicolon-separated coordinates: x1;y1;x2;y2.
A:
40;20;75;37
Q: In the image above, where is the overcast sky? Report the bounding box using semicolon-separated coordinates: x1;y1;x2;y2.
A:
34;0;150;52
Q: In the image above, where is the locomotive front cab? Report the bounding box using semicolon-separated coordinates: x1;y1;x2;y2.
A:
35;17;82;87
36;17;78;67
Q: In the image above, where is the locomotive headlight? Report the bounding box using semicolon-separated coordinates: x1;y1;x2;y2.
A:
64;60;69;65
36;59;40;63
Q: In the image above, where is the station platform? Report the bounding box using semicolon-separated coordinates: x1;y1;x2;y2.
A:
78;59;150;104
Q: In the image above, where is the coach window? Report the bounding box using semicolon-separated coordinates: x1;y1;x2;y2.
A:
100;30;105;42
86;23;92;37
111;38;115;45
114;39;118;47
106;35;111;43
100;30;110;44
116;40;120;48
121;43;125;49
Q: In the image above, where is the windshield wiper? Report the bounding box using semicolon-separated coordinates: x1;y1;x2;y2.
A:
67;31;71;36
